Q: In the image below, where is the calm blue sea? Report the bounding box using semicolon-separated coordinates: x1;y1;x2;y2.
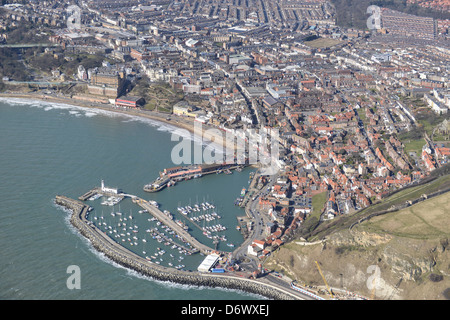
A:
0;98;260;300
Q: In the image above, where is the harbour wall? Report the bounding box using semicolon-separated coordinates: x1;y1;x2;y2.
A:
54;195;300;300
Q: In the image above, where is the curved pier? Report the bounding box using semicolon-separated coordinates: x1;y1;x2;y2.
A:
144;164;247;193
54;195;302;300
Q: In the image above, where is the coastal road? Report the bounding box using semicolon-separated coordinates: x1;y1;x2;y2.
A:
260;274;320;300
232;171;279;271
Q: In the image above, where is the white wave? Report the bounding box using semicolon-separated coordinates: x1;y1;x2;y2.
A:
1;97;124;119
121;119;137;123
122;265;266;299
122;114;177;132
52;200;73;216
157;125;172;132
115;113;213;150
0;97;44;108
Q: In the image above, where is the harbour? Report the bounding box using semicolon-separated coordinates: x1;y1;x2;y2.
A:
133;197;210;255
80;179;246;259
58;172;321;301
73;169;256;272
0;98;260;300
176;202;232;247
79;181;206;266
54;194;301;300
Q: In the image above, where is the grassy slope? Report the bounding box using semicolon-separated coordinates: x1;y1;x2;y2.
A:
265;172;450;299
302;172;450;242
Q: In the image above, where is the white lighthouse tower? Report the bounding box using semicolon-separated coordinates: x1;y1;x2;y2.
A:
101;179;118;194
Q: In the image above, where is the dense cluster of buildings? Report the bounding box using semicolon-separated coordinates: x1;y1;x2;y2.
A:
407;0;450;13
1;0;450;259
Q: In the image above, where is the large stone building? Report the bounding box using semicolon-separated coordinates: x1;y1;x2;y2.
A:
87;68;125;98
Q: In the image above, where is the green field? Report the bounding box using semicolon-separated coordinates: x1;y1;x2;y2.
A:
302;172;450;241
402;138;425;156
359;191;450;239
130;79;184;113
312;191;328;217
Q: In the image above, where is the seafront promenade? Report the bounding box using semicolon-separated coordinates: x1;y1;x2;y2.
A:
54;194;310;300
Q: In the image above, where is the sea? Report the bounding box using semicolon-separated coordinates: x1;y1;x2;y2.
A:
0;98;261;300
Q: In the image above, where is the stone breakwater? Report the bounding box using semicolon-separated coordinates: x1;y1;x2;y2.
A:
54;195;299;300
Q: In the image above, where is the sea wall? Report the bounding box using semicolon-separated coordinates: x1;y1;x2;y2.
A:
54;195;297;300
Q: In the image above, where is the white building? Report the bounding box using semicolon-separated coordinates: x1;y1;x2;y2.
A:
185;39;202;48
247;240;265;256
77;65;88;81
197;254;220;272
425;93;448;114
101;180;118;194
371;53;391;64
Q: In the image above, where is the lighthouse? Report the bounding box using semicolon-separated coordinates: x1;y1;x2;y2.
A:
100;179;118;194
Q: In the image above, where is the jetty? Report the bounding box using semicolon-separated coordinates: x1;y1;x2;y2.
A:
79;188;100;201
132;197;212;255
144;163;247;193
149;227;195;254
54;195;305;300
143;176;170;193
79;180;125;201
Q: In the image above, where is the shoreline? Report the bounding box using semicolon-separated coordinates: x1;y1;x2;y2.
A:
0;92;239;157
2;91;310;300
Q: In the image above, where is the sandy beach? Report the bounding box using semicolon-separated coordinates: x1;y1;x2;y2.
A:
0;92;241;158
